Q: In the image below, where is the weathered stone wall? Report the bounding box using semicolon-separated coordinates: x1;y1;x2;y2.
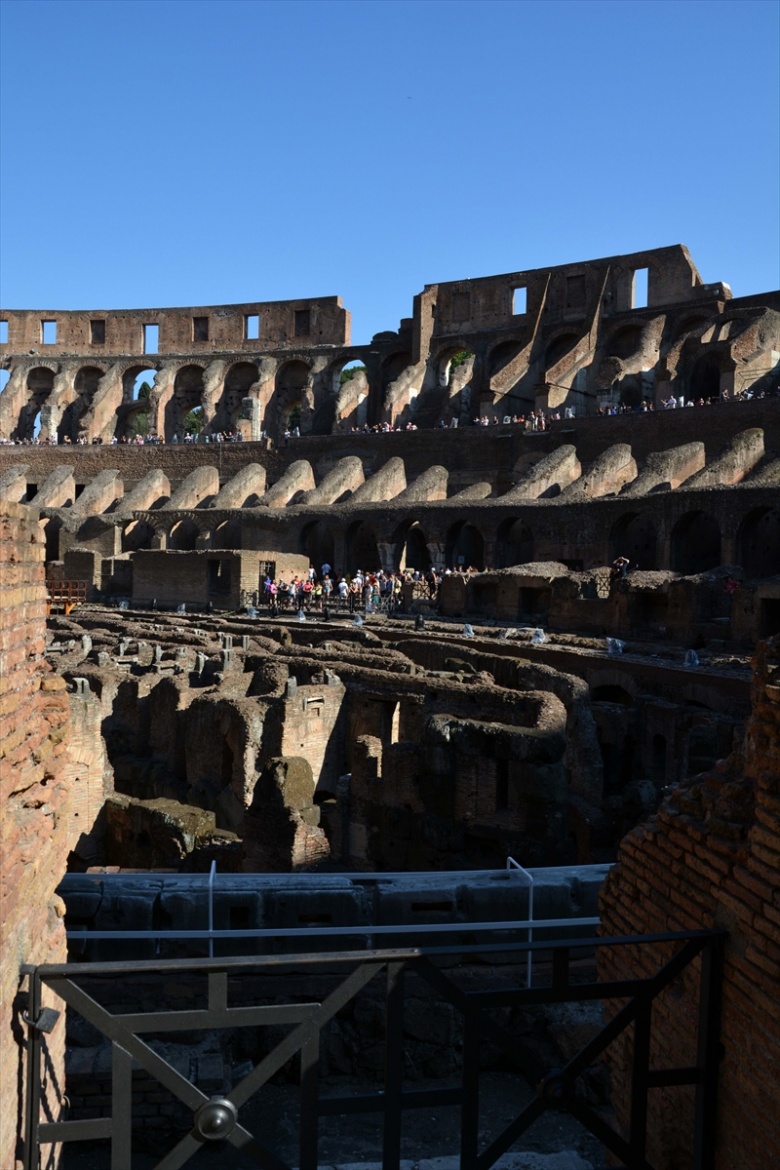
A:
598;636;780;1170
0;503;71;1170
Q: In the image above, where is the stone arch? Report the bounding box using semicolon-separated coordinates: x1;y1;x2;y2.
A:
59;365;105;441
688;351;723;401
168;519;199;551
446;521;485;570
737;507;780;578
275;359;311;437
300;520;336;575
495;518;534;568
345;521;381;574
121;519;155;552
675;315;710;341
605;324;643;359
223;361;259;428
166;365;206;438
213;519;242;550
431;345;467;386
671;511;721;574
609;512;658;570
123;365;158;403
20;367;55;439
393;520;431;573
381;351;413;392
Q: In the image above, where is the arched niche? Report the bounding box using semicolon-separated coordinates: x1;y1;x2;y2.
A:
609;512;658;570
671;511;721;574
605;325;643;360
20;367;55;439
346;521;381;574
122;519;155;552
213;519;242;550
737;508;780;578
275;360;311;436
496;518;534;568
166;365;205;437
446;521;484;571
300;520;336;575
223;361;259;428
393;520;431;573
688;352;722;401
59;366;104;441
168;519;199;551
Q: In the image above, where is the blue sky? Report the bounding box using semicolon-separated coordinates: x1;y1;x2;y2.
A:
1;0;778;344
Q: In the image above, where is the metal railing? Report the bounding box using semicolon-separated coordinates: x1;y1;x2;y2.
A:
23;927;725;1170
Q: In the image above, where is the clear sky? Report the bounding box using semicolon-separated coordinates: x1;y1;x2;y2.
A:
1;0;778;344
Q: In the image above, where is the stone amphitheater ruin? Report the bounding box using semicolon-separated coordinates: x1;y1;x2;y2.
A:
1;244;778;1169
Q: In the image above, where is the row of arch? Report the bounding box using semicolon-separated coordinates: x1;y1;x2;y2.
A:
118;507;780;580
1;310;741;442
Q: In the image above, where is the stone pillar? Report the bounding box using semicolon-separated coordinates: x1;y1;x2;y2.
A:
0;503;72;1170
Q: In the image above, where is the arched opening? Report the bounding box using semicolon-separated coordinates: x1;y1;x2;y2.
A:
394;521;431;573
21;368;54;439
446;521;484;571
300;520;335;575
381;352;412;392
332;358;367;395
737;508;780;578
606;325;643;360
168;520;199;551
346;521;381;574
689;352;721;401
223;362;259;429
618;375;643;409
213;519;242;550
437;346;473;387
496;518;534;568
121;520;155;552
59;366;104;442
671;512;721;574
166;365;205;438
275;360;311;437
116;367;156;440
609;513;658;570
0;369;10;394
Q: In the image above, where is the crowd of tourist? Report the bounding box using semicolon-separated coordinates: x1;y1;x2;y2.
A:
258;563;479;616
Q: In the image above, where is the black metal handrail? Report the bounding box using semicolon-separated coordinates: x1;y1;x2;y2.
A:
23;928;725;1170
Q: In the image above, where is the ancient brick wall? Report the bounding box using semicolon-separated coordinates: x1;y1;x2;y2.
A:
0;503;71;1170
599;635;780;1170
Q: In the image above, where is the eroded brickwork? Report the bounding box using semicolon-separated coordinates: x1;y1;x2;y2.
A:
0;503;71;1170
599;635;780;1170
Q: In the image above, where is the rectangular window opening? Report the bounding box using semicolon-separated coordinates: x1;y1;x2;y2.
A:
193;316;209;342
295;309;311;337
632;268;649;309
512;287;527;316
245;314;259;340
41;320;57;345
90;320;105;345
0;321;8;345
143;324;159;354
